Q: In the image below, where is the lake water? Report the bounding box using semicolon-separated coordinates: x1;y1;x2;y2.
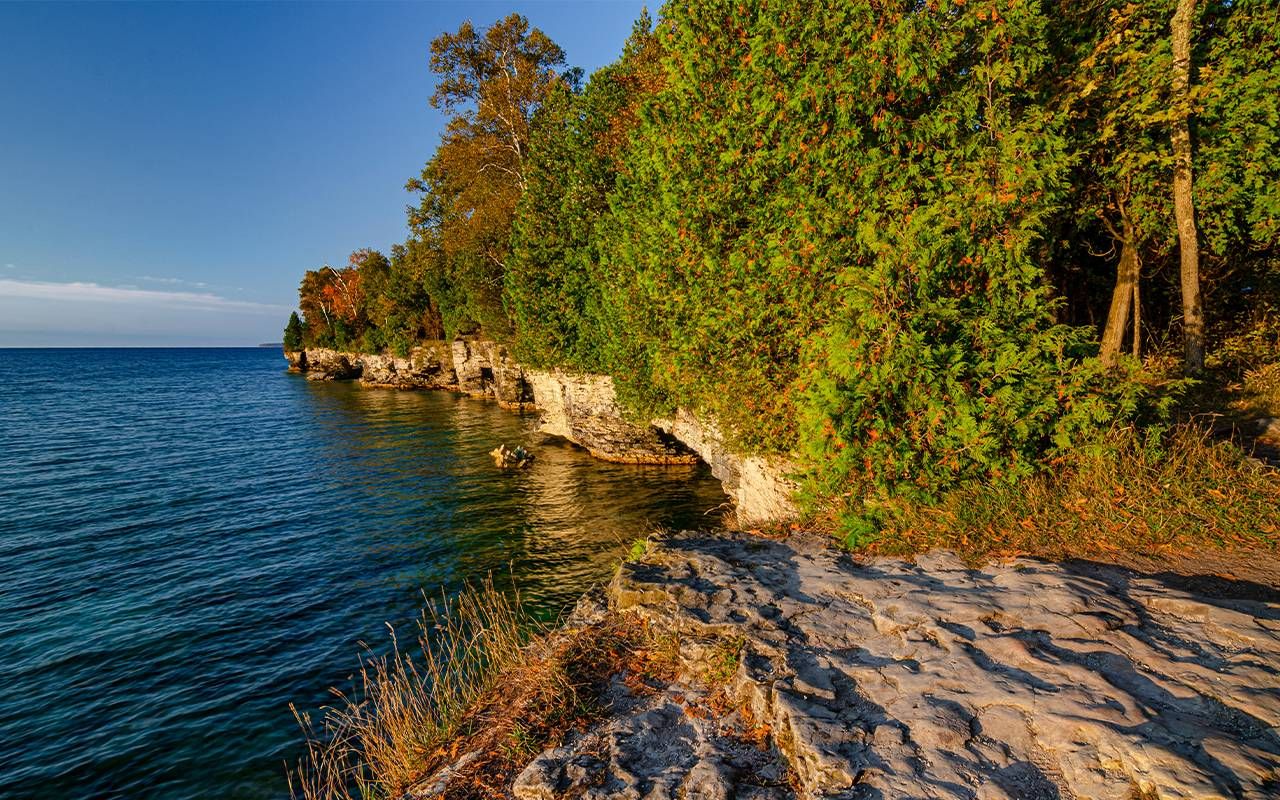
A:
0;348;725;799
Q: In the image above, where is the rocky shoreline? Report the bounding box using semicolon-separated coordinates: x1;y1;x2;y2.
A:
285;342;799;526
286;344;1280;799
416;530;1280;800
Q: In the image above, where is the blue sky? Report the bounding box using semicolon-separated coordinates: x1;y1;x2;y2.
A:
0;1;645;346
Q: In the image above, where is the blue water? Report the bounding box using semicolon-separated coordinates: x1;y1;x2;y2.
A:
0;348;724;799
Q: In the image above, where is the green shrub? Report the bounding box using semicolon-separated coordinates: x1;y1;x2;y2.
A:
506;14;663;374
599;0;1146;520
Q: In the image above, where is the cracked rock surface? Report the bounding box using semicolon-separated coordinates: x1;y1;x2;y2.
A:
589;531;1280;800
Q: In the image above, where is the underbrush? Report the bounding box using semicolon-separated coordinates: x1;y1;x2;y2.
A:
1225;362;1280;421
288;582;676;800
863;424;1280;562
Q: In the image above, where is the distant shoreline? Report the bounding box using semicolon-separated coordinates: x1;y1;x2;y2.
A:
0;345;281;349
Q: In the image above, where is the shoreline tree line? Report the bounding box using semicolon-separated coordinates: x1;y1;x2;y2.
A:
286;0;1280;539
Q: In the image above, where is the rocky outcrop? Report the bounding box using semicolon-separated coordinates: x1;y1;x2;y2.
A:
512;682;789;800
450;339;533;409
526;370;698;464
539;530;1279;800
285;345;799;522
359;343;457;390
657;409;799;526
523;372;799;521
288;347;362;381
285;341;530;402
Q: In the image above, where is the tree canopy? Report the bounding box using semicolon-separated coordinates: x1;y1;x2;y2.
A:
287;2;1280;538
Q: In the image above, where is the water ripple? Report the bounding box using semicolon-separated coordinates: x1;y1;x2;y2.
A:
0;348;724;799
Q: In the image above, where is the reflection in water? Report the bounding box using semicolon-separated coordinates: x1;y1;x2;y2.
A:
304;383;726;614
0;349;725;800
299;382;726;614
512;438;714;602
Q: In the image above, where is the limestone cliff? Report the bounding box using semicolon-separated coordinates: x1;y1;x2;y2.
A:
449;339;532;409
285;343;798;524
359;343;457;390
524;369;698;465
285;348;361;381
656;409;799;527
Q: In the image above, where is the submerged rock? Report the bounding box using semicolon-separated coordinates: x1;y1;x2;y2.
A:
491;443;534;469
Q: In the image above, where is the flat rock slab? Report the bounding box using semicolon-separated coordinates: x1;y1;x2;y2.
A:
596;531;1280;800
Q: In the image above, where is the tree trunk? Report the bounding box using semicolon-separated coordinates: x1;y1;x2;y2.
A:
1131;276;1141;360
1100;215;1140;368
1171;0;1205;375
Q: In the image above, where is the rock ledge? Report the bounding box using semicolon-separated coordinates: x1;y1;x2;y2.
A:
516;531;1280;799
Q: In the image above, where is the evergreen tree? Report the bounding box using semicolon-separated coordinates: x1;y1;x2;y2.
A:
283;311;304;351
505;12;663;371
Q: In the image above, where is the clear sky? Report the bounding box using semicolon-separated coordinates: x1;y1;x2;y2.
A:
0;1;646;346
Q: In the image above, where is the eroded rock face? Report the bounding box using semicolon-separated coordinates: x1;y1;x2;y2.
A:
526;370;698;464
656;409;799;526
296;348;362;381
284;346;801;520
604;531;1280;800
284;342;526;397
451;339;534;408
359;344;457;390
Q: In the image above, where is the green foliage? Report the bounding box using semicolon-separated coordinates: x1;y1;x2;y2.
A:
283;312;304;351
594;0;1141;519
1063;0;1179;254
794;1;1092;515
1193;0;1280;255
284;3;1280;545
506;12;664;373
599;1;843;442
504;81;606;370
625;537;648;563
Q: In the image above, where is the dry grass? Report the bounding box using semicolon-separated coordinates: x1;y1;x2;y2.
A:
287;579;534;800
868;424;1280;563
430;612;677;800
287;580;676;800
1229;362;1280;420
